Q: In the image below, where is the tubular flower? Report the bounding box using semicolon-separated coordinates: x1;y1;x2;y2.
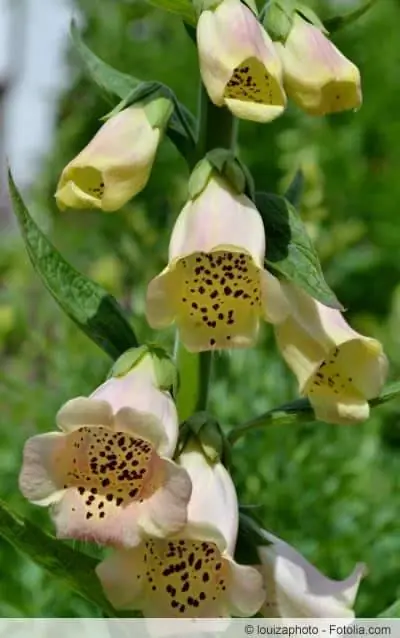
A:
97;444;265;617
274;14;362;116
274;283;388;425
19;352;191;547
146;175;289;352
197;0;286;122
258;530;365;617
55;103;165;212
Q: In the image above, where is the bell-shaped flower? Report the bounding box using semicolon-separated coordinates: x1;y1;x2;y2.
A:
19;350;191;547
97;443;265;617
258;529;365;617
274;283;388;425
197;0;286;122
274;14;362;115
146;174;289;352
55;100;170;212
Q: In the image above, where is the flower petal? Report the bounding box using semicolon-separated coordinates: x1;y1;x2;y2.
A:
114;407;173;457
225;557;265;617
310;393;370;426
260;270;290;324
197;0;285;121
96;547;146;610
137;458;192;538
178;445;238;555
168;177;265;267
276;14;361;115
146;268;177;330
19;433;66;505
56;397;113;433
258;532;365;617
55;107;160;212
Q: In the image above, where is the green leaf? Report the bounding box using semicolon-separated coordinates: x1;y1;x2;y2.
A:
9;171;138;359
378;600;400;618
256;191;342;309
324;0;376;32
235;513;271;565
285;169;304;209
147;0;197;25
71;21;139;103
0;500;115;616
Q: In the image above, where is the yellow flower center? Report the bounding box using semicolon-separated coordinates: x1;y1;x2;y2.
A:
306;345;360;400
143;539;229;617
57;426;162;521
176;250;262;348
224;56;284;106
68;166;105;200
318;80;360;115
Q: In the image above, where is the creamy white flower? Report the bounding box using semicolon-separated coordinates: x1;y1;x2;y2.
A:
258;530;365;617
97;444;265;617
55;105;161;212
275;14;362;115
197;0;286;122
146;175;289;352
19;353;191;547
274;283;388;425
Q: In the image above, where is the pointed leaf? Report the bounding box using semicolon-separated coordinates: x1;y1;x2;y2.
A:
256;191;342;309
0;500;116;616
71;22;139;102
284;169;304;208
378;600;400;618
147;0;197;25
9;171;138;359
324;0;376;32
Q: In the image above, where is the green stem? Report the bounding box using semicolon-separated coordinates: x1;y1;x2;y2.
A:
228;382;400;445
175;84;237;418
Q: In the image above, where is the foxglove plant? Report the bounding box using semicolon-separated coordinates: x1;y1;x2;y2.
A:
6;0;397;623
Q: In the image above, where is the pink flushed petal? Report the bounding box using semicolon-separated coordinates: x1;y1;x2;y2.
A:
52;487;143;547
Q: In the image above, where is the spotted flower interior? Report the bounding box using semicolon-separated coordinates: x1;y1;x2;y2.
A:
141;538;230;617
306;346;361;401
174;249;262;348
224;57;284;107
55;426;163;522
67;166;105;202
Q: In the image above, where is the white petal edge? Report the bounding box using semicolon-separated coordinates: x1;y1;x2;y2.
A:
96;547;145;610
56;397;113;433
19;433;66;505
260;270;290;324
137;458;192;538
226;557;266;617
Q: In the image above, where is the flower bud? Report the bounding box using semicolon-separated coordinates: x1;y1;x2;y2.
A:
197;0;286;122
146;173;289;352
55;100;170;212
274;283;388;425
274;13;362;115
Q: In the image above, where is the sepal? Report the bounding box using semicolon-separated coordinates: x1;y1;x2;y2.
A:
177;412;230;464
188;150;253;200
109;344;177;391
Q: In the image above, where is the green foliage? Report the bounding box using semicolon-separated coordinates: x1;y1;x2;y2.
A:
1;0;400;620
8;172;138;359
257;192;342;308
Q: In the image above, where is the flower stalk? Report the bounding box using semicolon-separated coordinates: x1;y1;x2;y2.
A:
175;84;238;416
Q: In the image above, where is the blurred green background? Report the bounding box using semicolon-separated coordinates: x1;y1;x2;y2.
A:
1;0;400;618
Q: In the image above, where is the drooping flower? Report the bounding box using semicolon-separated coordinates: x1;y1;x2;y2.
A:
146;174;289;352
197;0;286;122
274;283;388;425
258;529;365;617
55;99;171;212
97;443;265;617
274;13;362;115
19;349;191;547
